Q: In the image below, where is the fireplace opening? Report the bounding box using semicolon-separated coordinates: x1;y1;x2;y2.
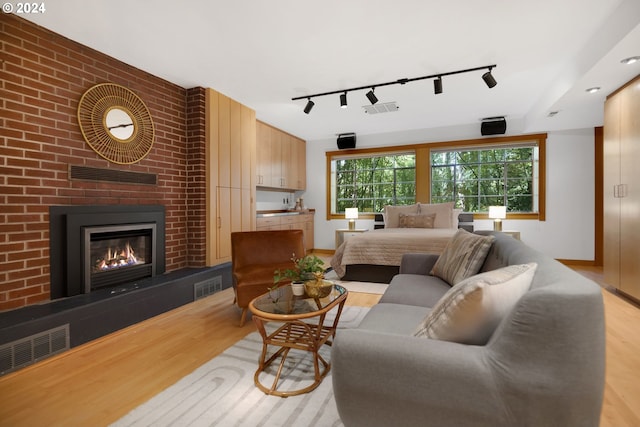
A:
49;205;166;299
83;223;156;292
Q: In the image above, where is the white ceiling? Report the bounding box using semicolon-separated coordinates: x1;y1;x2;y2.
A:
24;0;640;142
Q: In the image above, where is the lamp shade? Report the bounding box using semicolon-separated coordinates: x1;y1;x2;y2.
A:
488;206;506;219
345;208;359;219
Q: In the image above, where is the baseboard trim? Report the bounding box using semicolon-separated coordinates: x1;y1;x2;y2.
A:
557;259;598;267
312;248;335;255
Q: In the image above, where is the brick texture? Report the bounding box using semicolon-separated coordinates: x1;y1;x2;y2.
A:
0;15;207;311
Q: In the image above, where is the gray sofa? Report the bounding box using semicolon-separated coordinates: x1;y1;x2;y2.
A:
332;231;605;427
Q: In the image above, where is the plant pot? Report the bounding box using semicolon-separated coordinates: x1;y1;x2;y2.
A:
291;281;305;296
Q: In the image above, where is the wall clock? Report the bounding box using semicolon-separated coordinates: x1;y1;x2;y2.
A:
77;83;155;164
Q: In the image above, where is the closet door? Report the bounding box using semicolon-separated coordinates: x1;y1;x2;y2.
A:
619;80;640;299
603;95;621;289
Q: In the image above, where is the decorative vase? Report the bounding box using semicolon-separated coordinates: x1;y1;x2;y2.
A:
304;279;334;298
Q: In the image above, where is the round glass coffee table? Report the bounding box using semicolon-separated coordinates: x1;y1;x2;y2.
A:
248;283;348;397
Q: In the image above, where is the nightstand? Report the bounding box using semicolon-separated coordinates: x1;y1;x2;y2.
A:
335;228;368;248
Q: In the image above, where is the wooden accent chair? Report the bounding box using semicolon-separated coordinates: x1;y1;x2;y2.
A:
231;229;306;326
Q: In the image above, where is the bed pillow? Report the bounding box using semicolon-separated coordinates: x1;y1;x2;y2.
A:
452;208;462;228
384;204;419;228
414;263;537;344
398;213;436;228
418;202;455;228
430;229;495;285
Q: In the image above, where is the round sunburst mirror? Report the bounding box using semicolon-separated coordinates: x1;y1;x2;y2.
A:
77;83;155;164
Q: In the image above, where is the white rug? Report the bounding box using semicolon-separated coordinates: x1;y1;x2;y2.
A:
111;305;369;427
334;280;388;295
324;270;388;295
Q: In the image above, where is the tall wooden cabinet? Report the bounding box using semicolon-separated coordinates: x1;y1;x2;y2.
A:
206;88;256;266
603;75;640;301
256;121;306;190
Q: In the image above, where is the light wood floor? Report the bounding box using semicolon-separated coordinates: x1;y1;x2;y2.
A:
0;267;638;427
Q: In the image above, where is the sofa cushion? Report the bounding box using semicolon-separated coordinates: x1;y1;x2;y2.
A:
381;274;451;307
414;262;537;345
430;229;495;285
398;212;436;228
358;303;430;335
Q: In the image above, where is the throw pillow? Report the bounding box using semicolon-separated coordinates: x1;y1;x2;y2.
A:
398;213;436;228
418;202;455;228
430;229;495;285
384;204;419;228
414;262;537;345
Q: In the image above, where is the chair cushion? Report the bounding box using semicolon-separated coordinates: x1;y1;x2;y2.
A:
233;262;293;287
430;229;495;285
414;262;537;345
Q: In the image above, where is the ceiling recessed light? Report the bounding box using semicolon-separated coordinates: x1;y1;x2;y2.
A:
621;56;640;65
586;87;601;94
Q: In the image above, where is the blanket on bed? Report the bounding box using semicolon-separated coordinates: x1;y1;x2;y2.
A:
330;228;457;278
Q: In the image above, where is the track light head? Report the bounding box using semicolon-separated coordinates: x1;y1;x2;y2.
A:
482;69;497;88
304;98;315;114
366;89;378;105
340;92;347;108
434;77;443;95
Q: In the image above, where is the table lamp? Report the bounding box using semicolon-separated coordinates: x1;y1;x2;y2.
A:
345;208;359;230
488;206;506;231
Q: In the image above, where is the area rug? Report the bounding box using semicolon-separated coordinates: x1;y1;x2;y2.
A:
111;305;369;427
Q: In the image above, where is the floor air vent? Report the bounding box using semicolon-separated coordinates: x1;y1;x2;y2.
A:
194;276;222;300
0;324;70;376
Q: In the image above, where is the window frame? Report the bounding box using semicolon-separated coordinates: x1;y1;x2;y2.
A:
326;134;546;221
326;147;417;220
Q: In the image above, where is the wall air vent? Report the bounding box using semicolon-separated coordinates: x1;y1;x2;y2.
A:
69;165;157;185
194;276;222;300
362;102;399;114
0;324;70;376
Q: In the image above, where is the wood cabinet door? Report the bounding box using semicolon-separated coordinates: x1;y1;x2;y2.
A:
216;186;231;261
296;138;306;190
256;121;271;186
603;95;622;289
619;80;640;298
270;127;282;187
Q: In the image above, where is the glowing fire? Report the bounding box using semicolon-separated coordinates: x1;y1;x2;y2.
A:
95;241;144;272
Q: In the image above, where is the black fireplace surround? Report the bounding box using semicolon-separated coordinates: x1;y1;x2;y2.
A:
0;205;231;375
49;205;166;299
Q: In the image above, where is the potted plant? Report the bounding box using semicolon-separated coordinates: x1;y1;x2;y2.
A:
273;253;325;284
274;254;331;298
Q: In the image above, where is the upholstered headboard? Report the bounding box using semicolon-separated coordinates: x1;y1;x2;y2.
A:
374;212;473;231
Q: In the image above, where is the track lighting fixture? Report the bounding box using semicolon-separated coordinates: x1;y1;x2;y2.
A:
434;77;443;95
366;89;378;105
303;98;314;114
340;92;348;108
293;64;497;113
482;69;497;88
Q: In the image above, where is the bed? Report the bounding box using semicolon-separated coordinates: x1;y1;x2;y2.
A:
330;203;472;283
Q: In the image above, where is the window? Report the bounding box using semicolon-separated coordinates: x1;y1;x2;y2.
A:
326;134;546;220
431;144;539;213
330;152;416;215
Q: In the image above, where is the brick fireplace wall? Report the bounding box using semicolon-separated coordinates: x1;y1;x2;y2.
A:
0;15;207;311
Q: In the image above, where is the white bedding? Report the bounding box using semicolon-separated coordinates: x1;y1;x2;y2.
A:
330;227;457;278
